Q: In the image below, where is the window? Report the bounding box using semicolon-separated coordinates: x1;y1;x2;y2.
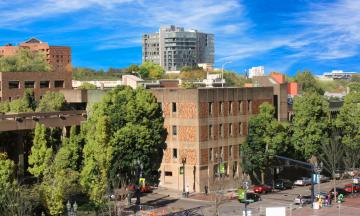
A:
40;81;50;88
24;81;35;88
8;81;19;89
172;125;177;136
233;161;238;177
54;80;64;88
239;101;244;114
219;124;223;137
248;100;252;114
208;102;213;115
229;101;233;114
209;148;213;161
172;102;177;113
165;171;173;176
220;102;224;114
209;125;213;138
229;123;233;136
239;122;244;136
173;148;178;159
220;147;223;157
229;145;233;157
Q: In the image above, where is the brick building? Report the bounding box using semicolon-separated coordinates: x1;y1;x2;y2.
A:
151;87;284;192
0;38;72;101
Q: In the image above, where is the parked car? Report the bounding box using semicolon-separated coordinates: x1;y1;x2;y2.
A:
328;187;349;199
274;179;293;190
253;185;273;194
245;192;261;202
320;175;330;183
294;177;311;186
344;184;360;193
294;195;312;205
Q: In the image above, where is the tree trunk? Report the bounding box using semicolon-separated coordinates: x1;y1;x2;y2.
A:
261;171;265;185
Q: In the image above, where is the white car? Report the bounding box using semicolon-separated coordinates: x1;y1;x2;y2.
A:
294;177;312;186
294;195;312;205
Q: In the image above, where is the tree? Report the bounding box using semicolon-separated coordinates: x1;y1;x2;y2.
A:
139;61;165;79
223;71;250;87
9;90;36;113
291;93;330;159
36;92;66;112
78;82;97;90
127;64;140;73
0;153;16;206
336;92;360;169
0;101;10;113
28;123;53;179
0;47;51;72
294;70;324;95
241;103;288;184
80;116;112;206
179;69;206;80
348;82;360;93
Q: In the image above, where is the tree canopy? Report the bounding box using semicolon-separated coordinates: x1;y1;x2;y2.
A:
0;48;51;72
294;70;324;95
291;92;330;159
78;82;97;90
36;92;66;112
139;61;165;79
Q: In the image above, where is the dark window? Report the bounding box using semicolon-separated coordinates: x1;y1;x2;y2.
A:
248;100;252;114
209;125;213;138
208;102;213;114
172;102;177;112
220;102;224;114
229;145;233;157
8;81;19;89
209;148;213;161
8;97;12;101
172;125;177;136
239;122;243;136
229;101;233;114
219;124;223;137
24;81;35;88
239;101;244;114
173;148;177;159
165;171;173;176
40;81;50;88
54;80;64;88
229;123;233;136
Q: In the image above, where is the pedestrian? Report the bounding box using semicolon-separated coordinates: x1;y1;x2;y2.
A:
327;193;332;206
186;185;189;198
205;185;208;196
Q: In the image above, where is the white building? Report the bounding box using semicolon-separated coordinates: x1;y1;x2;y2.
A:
248;66;265;78
322;70;358;80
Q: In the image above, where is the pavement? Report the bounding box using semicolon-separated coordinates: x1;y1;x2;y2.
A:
120;179;360;215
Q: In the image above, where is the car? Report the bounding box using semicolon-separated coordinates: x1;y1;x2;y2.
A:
274;179;293;190
328;187;349;199
245;192;261;202
320;175;330;183
344;184;360;193
315;192;328;199
294;195;312;205
253;185;272;194
294;177;311;186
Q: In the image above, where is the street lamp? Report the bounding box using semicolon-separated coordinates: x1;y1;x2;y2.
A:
181;157;187;196
221;61;232;87
66;201;77;216
315;161;323;197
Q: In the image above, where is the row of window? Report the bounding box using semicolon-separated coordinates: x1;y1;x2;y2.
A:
7;80;65;89
170;101;253;115
171;145;237;161
208;122;245;138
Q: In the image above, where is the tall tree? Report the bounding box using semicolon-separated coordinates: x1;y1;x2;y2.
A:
241;103;288;184
139;61;165;79
80;116;112;206
336;92;360;169
0;153;16;206
291;93;330;159
28;124;53;178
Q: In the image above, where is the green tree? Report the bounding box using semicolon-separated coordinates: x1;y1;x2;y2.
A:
0;101;10;113
294;70;324;95
80;116;112;206
223;71;250;87
0;48;51;72
336;92;360;169
179;69;206;80
36;92;66;112
139;61;165;79
127;64;140;73
0;153;16;206
9;90;36;113
348;82;360;93
241;103;288;184
291;93;330;159
28;123;53;178
78;82;97;90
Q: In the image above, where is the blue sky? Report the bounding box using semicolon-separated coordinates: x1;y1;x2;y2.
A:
1;0;359;76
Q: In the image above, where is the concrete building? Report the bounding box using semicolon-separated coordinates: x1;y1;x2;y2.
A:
0;38;72;102
151;87;285;192
248;66;264;78
320;70;358;80
142;25;214;72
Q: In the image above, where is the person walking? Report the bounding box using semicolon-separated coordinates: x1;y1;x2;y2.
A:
186;185;189;198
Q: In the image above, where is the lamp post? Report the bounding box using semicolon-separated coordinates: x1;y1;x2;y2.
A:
315;161;323;196
221;61;232;87
66;201;78;216
181;157;187;197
